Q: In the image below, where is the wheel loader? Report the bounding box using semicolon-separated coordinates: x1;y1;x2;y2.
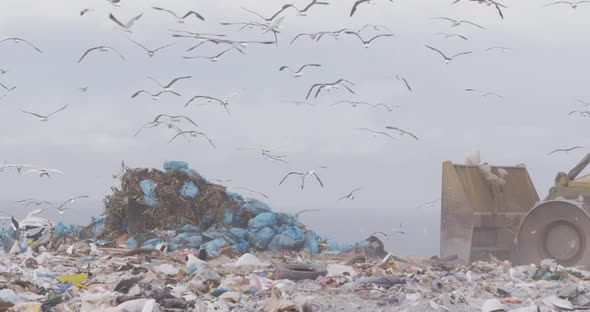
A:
441;153;590;266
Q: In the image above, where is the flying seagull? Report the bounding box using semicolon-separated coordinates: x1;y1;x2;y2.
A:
548;146;586;155
152;7;205;23
105;0;121;6
77;46;126;63
80;8;94;16
0;82;16;92
17;199;53;208
417;198;440;209
78;87;88;93
486;46;511;52
24;168;64;180
233;187;270;199
295;209;321;217
219;21;267;31
425;45;472;64
133;121;183;137
285;0;329;16
569;110;590;117
315;28;357;42
54;196;89;215
147;76;191;93
343;31;394;48
359;24;392;32
290;32;323;44
131;90;180;100
168;130;216;148
435;32;469;40
353;128;396;140
279;64;322;78
0;37;43;53
20;105;68;122
375;103;399;112
185;89;245;116
577;99;590;106
394;75;412;91
128;38;175;58
430;17;486;29
306;79;355;100
339;188;362;201
0;163;33;174
465;88;504;98
280;100;317;107
240;4;294;22
182;47;238;62
279;169;325;189
109;12;143;32
385;126;419;140
154;114;199;128
350;0;394;17
237;147;288;164
452;0;506;19
544;1;590;9
332;101;377;109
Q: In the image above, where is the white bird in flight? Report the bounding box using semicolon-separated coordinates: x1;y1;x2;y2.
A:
168;130;216;148
544;1;590;9
109;12;144;33
353;128;396;140
54;196;89;215
385;126;419;140
306;79;355;100
185;90;244;116
339;188;362;201
131;90;180;100
20;105;68;122
24;168;64;180
128;38;175;58
279;169;326;189
147;76;192;93
279;64;322;78
0;37;43;53
430;17;486;29
344;31;394;48
78;46;126;63
465;88;505;98
152;7;205;23
182;47;239;62
435;32;468;40
425;45;472;64
547;146;586;155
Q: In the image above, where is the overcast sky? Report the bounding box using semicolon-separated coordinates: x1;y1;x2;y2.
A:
0;0;589;256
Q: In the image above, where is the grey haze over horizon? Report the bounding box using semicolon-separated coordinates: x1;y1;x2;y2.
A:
1;0;589;256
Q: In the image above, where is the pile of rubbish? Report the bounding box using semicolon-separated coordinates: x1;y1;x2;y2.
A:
99;160;366;257
1;161;366;258
1;238;590;311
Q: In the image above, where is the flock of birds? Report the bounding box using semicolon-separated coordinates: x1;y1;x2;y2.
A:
0;0;588;240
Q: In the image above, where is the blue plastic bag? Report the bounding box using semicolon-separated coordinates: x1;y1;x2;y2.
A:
169;232;202;250
223;209;233;225
248;212;277;229
202;238;228;255
181;168;206;181
181;181;199;199
54;222;73;237
163;160;189;171
250;227;275;249
179;225;200;233
267;234;300;251
230;228;249;241
140;179;157;197
278;225;305;243
240;199;271;216
304;231;319;254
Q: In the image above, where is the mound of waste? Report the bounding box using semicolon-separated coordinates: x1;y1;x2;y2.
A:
1;161;369;257
100;161;371;256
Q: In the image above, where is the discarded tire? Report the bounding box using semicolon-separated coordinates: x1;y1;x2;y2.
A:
275;264;328;281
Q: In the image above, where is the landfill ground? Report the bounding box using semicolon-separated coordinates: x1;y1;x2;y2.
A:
1;245;590;311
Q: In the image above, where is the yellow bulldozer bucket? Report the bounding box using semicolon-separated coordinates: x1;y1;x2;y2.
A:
441;161;540;263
